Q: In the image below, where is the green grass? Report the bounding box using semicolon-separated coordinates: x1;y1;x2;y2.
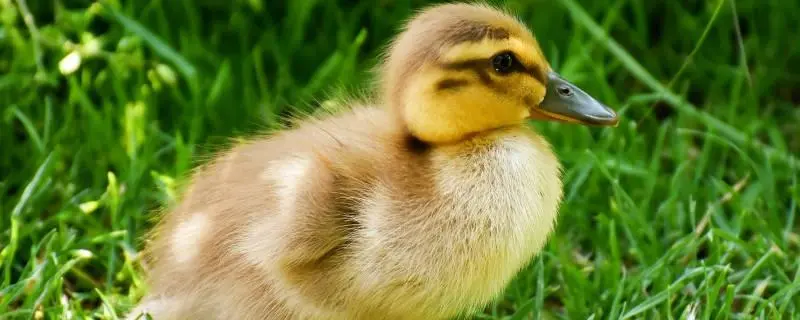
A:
1;0;799;318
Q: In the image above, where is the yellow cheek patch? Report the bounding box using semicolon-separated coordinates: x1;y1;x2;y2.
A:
401;67;530;144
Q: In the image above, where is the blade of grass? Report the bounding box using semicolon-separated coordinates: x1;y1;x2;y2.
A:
729;0;753;88
637;0;726;126
557;0;797;167
622;267;724;319
3;153;55;287
10;106;45;154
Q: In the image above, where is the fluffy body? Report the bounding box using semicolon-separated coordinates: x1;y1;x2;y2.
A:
129;3;572;319
130;106;561;320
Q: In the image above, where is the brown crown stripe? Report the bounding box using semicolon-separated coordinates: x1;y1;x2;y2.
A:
488;28;510;40
448;24;511;44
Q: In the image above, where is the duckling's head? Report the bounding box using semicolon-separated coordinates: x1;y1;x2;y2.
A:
381;3;618;145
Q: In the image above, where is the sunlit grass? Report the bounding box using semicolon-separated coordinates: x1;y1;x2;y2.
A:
1;0;798;319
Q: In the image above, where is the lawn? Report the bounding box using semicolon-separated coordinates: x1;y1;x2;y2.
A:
1;0;798;319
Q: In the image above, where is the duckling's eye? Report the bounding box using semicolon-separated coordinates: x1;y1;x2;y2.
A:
491;52;517;74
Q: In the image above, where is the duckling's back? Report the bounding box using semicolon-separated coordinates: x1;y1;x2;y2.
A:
130;105;415;319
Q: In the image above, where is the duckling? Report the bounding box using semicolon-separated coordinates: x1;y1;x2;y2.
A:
128;3;618;320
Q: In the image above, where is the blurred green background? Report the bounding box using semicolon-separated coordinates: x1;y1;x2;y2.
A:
1;0;798;318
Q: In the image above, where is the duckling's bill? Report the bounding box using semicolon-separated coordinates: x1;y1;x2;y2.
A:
530;72;619;126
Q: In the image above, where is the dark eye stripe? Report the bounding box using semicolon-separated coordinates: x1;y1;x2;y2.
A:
436;78;470;90
440;59;487;71
439;58;545;85
437;66;509;95
439;59;493;85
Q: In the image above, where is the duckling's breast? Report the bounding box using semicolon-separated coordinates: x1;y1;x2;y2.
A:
351;126;563;317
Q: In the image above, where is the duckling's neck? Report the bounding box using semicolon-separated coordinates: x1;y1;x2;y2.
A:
402;123;533;153
384;122;562;308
